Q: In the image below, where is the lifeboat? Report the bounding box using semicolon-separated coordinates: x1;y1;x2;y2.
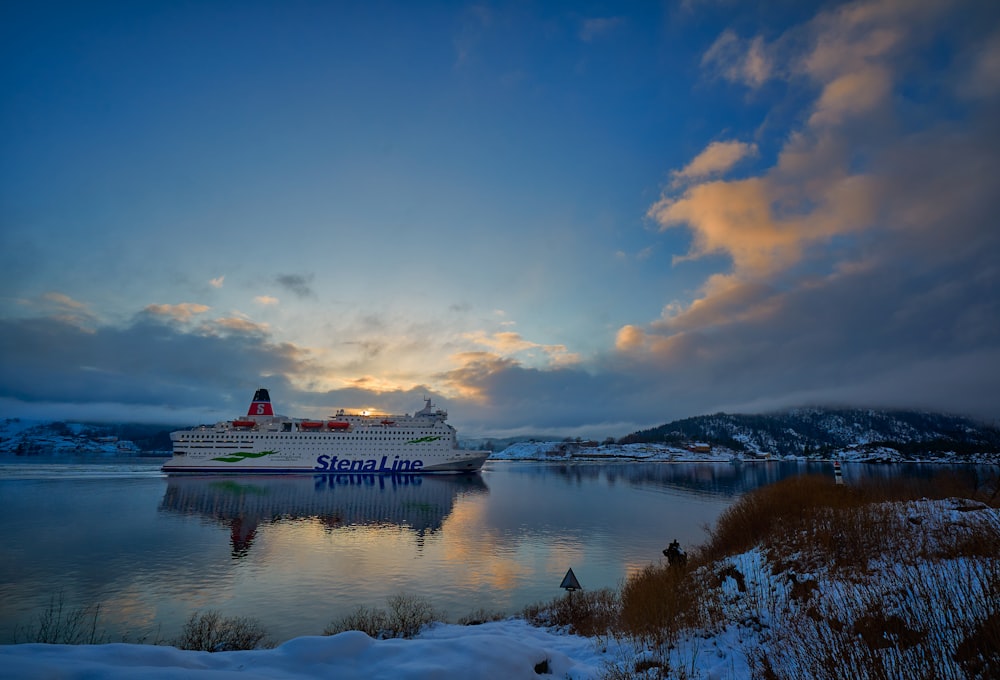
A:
327;421;350;430
381;419;395;426
300;421;324;429
232;420;256;428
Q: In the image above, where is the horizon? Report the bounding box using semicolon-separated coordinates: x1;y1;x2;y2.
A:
3;1;999;439
4;400;996;443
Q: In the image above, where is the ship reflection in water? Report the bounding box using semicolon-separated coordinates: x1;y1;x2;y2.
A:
159;473;489;558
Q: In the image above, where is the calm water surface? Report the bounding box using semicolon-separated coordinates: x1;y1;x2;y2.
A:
0;458;941;643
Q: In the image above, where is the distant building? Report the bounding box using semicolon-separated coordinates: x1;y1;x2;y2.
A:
686;442;711;453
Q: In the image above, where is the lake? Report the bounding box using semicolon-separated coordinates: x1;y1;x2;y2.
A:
0;458;943;644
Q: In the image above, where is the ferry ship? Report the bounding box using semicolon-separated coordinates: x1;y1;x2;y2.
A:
162;389;490;474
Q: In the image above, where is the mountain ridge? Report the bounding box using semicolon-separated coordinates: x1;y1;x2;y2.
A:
620;407;1000;459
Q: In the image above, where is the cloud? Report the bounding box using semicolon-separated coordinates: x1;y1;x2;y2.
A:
579;17;623;43
701;30;772;87
36;292;97;330
808;65;892;127
209;276;225;289
0;314;305;422
254;295;279;306
454;3;493;68
958;28;1000;99
276;273;315;298
143;303;211;323
623;0;1000;426
671;140;758;185
207;317;270;336
42;292;86;309
463;330;581;368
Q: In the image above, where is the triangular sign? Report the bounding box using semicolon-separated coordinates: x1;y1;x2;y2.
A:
560;568;582;591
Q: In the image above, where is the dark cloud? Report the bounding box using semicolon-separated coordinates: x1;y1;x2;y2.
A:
0;315;304;422
275;273;315;298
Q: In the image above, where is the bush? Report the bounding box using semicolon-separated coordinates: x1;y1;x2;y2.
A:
618;563;716;647
323;594;442;639
14;593;107;645
457;608;507;626
384;593;442;638
175;610;270;651
522;588;619;637
323;605;388;638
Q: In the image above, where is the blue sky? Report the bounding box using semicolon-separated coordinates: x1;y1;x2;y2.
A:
3;0;999;437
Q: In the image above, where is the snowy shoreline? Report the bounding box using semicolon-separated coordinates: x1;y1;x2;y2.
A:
489;440;1000;465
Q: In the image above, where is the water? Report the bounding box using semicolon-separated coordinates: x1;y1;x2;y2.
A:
0;458;955;644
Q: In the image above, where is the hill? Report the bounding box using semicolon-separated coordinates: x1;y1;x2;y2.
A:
0;419;178;456
620;408;1000;461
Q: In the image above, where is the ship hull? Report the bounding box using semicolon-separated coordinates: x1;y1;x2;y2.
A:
161;450;490;474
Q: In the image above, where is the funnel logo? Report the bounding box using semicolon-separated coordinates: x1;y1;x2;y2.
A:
247;388;274;417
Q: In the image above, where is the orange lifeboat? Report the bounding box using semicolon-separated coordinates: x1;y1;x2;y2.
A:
381;419;395;425
232;420;256;428
300;421;324;429
327;421;350;430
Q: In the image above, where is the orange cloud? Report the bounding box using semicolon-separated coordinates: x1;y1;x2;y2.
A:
463;330;581;367
144;302;210;323
42;292;87;309
809;65;892;127
672;140;758;185
701;30;772;87
209;316;269;335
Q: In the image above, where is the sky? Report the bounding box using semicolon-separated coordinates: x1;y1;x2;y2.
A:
2;0;999;438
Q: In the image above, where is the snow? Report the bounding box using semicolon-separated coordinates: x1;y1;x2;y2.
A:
0;418;142;456
0;620;610;680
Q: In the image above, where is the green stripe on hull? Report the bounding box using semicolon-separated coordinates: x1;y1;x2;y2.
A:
211;450;277;463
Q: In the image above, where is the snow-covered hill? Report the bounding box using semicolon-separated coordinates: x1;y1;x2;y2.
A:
0;419;170;457
491;440;736;463
619;408;1000;462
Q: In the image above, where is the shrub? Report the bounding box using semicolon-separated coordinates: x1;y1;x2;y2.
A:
324;594;442;639
521;588;619;638
14;593;107;645
617;563;716;647
384;593;442;638
457;608;507;626
175;610;270;651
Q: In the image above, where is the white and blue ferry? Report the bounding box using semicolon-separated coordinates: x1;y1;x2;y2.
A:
162;389;489;474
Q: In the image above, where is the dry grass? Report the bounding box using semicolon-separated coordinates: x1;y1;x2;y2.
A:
746;557;1000;680
521;588;620;638
561;471;1000;679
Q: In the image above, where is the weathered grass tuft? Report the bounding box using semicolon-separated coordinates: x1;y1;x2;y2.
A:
174;610;271;651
